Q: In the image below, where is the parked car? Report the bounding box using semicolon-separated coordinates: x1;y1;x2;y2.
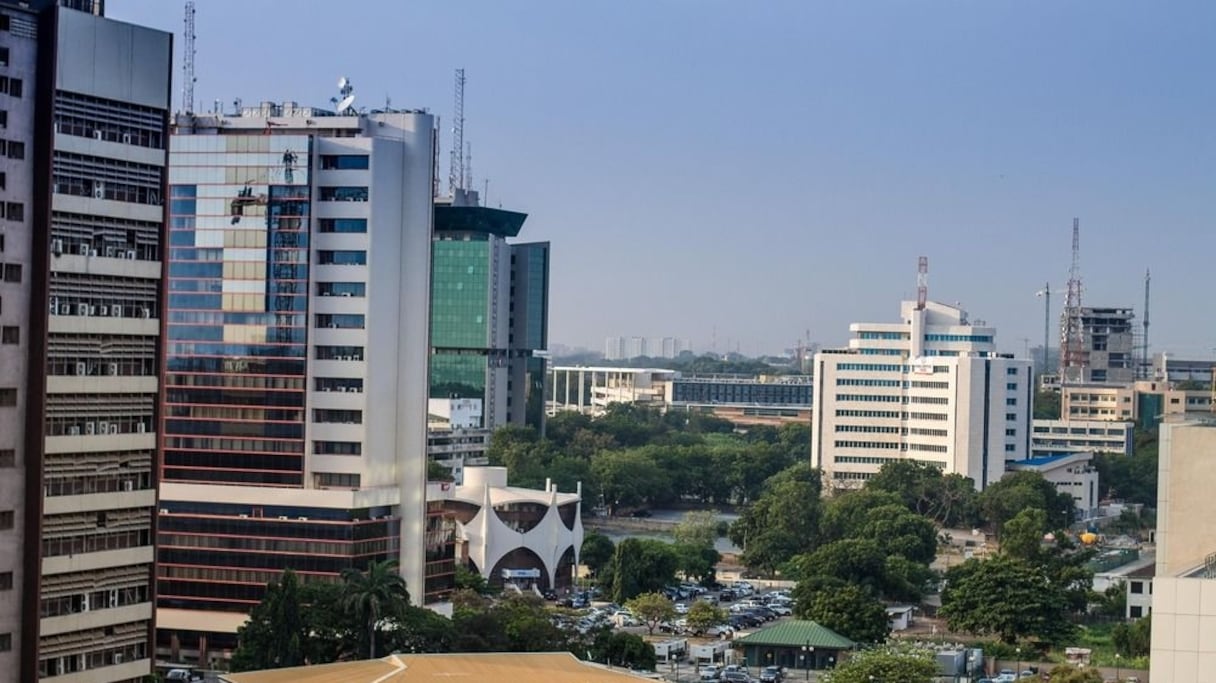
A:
721;672;752;683
769;604;792;616
759;666;784;683
674;603;689;614
700;665;721;681
165;671;201;683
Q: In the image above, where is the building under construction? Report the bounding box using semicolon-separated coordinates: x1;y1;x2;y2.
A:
1059;306;1137;384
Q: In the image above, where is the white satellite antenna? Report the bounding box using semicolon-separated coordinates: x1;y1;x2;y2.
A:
334;76;356;115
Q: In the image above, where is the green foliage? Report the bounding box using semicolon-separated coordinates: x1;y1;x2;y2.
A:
673;542;721;584
580;533;615;576
729;463;823;576
609;538;679;603
451;593;569;652
1000;507;1049;560
1112;615;1151;657
1088;581;1127;619
673;509;720;548
427;460;455;481
1092;443;1158;506
625;592;676;635
230;569;308;672
1046;664;1104;683
793;580;890;644
592;449;673;510
342;559;411;659
454;564;492;595
685;601;728;634
865;460;982;528
1035;389;1061;420
940;555;1078;645
591;630;657;670
821;642;939;683
979;471;1075;534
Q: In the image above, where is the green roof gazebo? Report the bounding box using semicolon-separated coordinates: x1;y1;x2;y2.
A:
733;620;855;672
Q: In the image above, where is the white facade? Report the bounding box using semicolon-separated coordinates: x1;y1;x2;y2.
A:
1032;419;1134;455
427;398;489;482
547;366;677;416
811;300;1032;489
429;467;583;590
1007;452;1099;516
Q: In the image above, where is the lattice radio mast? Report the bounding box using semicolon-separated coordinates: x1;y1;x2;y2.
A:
448;69;465;195
916;256;928;310
182;1;196;114
1060;218;1083;384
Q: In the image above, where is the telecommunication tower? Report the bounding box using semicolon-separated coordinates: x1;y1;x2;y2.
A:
1060;218;1083;384
1142;270;1151;378
916;256;928;310
448;68;465;195
182;1;196;114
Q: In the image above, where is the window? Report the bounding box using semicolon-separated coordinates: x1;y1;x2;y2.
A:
0;449;12;467
1004;444;1016;452
318;186;368;202
0;388;14;406
1129;605;1143;618
0;632;9;652
316;282;366;297
1005;397;1017;406
315;472;361;488
1006;367;1018;376
317;250;366;266
1;326;15;344
320;154;370;170
0;510;12;529
0;47;8;67
314;441;362;456
315;313;365;329
0;77;21;98
4;202;21;221
318;218;368;233
0;171;6;189
1130;581;1143;594
0;15;9;32
1005;428;1016;437
1006;413;1017;421
2;263;20;282
315;345;364;361
0;571;11;590
1006;382;1018;390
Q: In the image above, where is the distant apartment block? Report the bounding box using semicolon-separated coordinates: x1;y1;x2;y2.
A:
810;300;1032;489
1032;419;1134;455
427;398;490;483
1060;306;1136;384
1062;380;1212;429
603;335;690;360
1152;353;1216;384
548;366;675;414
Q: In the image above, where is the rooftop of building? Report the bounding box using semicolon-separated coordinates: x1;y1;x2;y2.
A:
219;652;656;683
434;203;528;238
1011;451;1094;469
732;619;855;650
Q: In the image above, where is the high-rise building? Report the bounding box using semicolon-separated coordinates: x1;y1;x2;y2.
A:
1059;306;1136;384
811;300;1032;490
430;192;549;431
157;102;446;666
0;2;171;681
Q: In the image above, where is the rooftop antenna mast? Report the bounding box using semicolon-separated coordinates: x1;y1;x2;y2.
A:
465;141;473;199
1142;269;1151;379
1036;283;1051;376
1061;218;1083;384
432;116;441;199
916;256;928;310
448;68;465;195
181;1;196;114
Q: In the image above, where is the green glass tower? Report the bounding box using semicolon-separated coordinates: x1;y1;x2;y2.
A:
431;197;549;431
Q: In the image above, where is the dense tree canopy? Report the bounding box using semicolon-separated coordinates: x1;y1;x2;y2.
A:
979;470;1076;534
940;555;1079;645
865;460;982;528
609;538;680;602
729;463;823;576
820;643;940;683
792;579;889;644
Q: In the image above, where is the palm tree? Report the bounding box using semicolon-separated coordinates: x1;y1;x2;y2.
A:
342;559;410;659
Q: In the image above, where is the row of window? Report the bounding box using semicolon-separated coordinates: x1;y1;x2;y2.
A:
833;410;948;421
834;440;949;453
836;363;951;374
833;455;946;468
925;334;993;343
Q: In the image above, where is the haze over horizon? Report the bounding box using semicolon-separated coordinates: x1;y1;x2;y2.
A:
112;0;1216;359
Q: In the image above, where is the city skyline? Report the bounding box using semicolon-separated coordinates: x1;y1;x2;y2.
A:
108;0;1215;358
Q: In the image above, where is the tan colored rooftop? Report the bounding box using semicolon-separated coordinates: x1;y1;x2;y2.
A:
221;652;657;683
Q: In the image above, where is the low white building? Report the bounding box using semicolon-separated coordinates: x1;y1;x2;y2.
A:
1007;452;1100;516
1032;419;1135;455
547;366;676;415
428;467;583;592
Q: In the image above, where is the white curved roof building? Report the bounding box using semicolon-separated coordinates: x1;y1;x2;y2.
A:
429;467;584;590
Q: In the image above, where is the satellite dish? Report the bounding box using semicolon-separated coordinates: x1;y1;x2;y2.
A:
338;76;349;90
337;95;356;114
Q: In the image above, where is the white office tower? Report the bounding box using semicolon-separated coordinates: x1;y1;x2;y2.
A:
811;300;1032;490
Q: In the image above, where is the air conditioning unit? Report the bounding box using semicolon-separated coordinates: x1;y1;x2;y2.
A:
107;362;118;376
89;249;97;257
122;481;133;492
136;422;146;433
74;362;87;376
159;509;169;514
239;513;249;518
339;386;348;392
77;244;90;256
341;292;351;297
93;130;103;140
88;305;96;316
109;589;119;607
139;307;150;319
51;239;63;255
124;249;135;259
277;515;289;520
321;386;331;391
80;594;90;612
75;303;88;316
84;422;95;435
97;305;109;317
67;426;80;436
112;653;123;665
104;246;116;258
121;133;131;145
93;182;105;199
110;305;122;318
98;422;109;435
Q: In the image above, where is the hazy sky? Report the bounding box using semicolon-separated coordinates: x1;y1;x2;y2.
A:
112;1;1215;358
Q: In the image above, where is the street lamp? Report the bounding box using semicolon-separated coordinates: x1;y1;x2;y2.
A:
1115;653;1121;682
1016;647;1021;678
800;641;813;681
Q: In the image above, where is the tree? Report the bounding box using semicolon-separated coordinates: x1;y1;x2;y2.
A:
940;555;1076;645
979;471;1075;533
1000;507;1048;560
592;630;657;670
729;463;823;575
792;579;889;644
625;592;676;636
1034;390;1061;420
383;605;456;654
673;542;721;585
673;509;720;548
1112;615;1151;657
610;538;679;603
1046;664;1103;683
454;564;491;594
865;461;981;528
581;533;615;577
819;642;939;683
685;601;728;635
230;569;308;671
428;460;455;481
342;559;410;659
592;448;672;512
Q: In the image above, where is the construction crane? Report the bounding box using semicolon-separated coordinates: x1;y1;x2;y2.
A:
181;1;196;114
1060;219;1083;384
448;68;465;196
